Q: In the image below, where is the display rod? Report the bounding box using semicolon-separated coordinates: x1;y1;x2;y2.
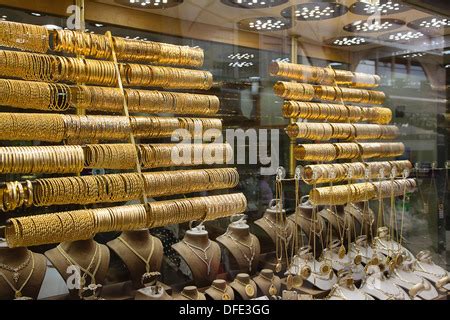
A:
75;0;85;116
289;35;298;178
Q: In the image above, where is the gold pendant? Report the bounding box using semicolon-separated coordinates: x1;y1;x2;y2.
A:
293;275;303;289
353;254;362;265
275;261;282;273
338;245;346;259
301;265;312;279
269;284;278;296
320;263;330;276
286;274;294;290
394;254;403;266
15;291;22;298
370;256;379;266
245;284;255;298
222;293;231;300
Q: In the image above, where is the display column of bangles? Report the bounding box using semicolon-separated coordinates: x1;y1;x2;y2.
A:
268;62;439;300
0;21;249;301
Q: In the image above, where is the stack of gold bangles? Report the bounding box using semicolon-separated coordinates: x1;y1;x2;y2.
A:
5;193;247;247
50;28;204;67
0;50;213;90
309;179;416;205
274;81;385;104
0;113;222;142
287;123;398;140
0;21;49;53
0;168;239;210
302;160;412;184
0;143;233;174
294;142;405;161
269;61;380;88
282;101;392;124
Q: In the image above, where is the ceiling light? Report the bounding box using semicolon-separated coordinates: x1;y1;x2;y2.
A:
94;23;104;27
114;0;183;9
327;36;372;47
380;30;425;42
281;2;348;21
238;16;291;32
349;0;409;16
221;0;288;9
408;17;450;35
344;18;404;33
402;52;425;58
30;12;43;17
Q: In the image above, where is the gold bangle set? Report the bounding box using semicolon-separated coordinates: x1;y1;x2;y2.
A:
0;50;213;90
294;142;405;161
0;143;233;174
0;168;238;210
282;101;392;124
0;21;49;53
0;145;85;174
0;79;72;111
0;113;222;142
50;28;203;67
138;143;233;168
303;160;412;185
287;122;399;140
5;193;247;247
274;81;385;105
76;86;219;115
309;179;416;205
269;61;380;88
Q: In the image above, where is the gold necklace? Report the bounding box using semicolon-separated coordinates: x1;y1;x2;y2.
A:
210;284;231;300
225;232;255;272
182;239;213;275
0;253;35;299
181;291;199;300
258;273;278;296
234;278;255;298
57;243;102;299
118;236;155;284
263;216;293;244
0;250;31;283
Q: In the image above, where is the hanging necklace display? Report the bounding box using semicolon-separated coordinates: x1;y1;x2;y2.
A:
327;269;373;300
413;250;450;291
225;229;255;273
57;243;103;299
274;167;291;273
117;235;157;286
0;252;35;299
258;271;278;296
360;264;410;300
182;225;214;275
234;277;255;298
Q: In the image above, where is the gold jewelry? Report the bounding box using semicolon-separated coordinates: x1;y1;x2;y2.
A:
182;239;214;275
0;252;35;299
234;278;255;298
210;284;231;300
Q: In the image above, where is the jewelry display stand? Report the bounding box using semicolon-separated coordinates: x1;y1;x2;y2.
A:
413;250;450;292
172;225;221;288
287;247;336;291
107;229;163;289
253;269;281;297
327;271;374;300
135;285;172;300
217;219;261;275
173;286;206;300
0;241;47;300
230;273;258;300
391;261;438;300
204;279;234;300
45;239;110;300
349;235;375;265
360;266;410;300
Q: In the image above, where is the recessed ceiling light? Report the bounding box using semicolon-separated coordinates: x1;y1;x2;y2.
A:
30;12;43;17
344;18;404;33
380;30;425;42
349;0;409;16
408;17;450;35
402;52;425;58
238;16;291;32
94;23;104;27
281;2;348;21
221;0;288;9
327;35;372;47
114;0;183;9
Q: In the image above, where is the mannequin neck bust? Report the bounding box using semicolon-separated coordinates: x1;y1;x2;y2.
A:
236;273;251;284
183;228;210;247
59;238;97;259
298;203;314;219
212;279;227;290
180;286;205;300
120;229;152;242
260;269;274;279
227;222;250;239
0;246;29;264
